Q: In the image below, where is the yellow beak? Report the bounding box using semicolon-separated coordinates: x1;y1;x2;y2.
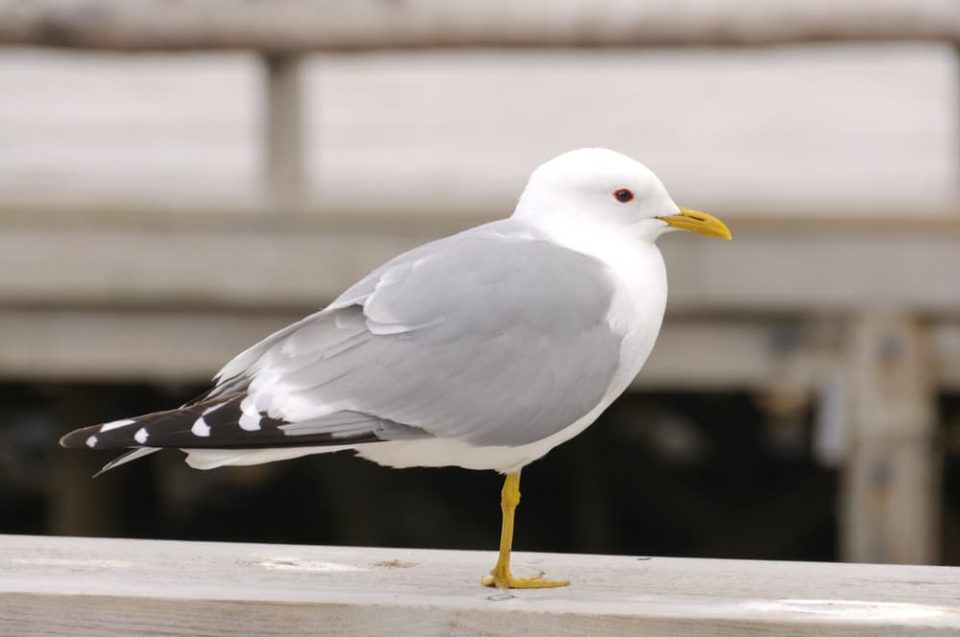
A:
656;207;732;240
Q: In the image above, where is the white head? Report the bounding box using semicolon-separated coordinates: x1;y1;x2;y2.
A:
513;148;730;243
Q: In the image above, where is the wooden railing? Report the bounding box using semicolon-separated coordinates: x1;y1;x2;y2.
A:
2;0;959;213
0;0;957;569
2;534;959;635
2;0;959;51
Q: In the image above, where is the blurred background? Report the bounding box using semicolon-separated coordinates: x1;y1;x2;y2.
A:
0;0;958;566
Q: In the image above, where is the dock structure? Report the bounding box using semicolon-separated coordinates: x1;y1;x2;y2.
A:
0;0;957;569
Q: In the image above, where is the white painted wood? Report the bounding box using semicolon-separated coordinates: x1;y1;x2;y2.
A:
1;0;958;51
1;210;959;313
0;45;954;213
306;46;958;215
1;534;958;636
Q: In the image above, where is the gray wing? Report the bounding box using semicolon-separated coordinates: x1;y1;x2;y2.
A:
215;220;624;447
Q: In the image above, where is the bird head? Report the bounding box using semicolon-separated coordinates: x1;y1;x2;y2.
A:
513;148;731;242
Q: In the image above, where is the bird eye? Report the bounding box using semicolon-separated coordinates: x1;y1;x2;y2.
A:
613;189;634;203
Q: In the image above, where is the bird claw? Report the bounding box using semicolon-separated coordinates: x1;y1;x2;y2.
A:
481;570;569;589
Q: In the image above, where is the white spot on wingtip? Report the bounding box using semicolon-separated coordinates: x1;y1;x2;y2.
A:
86;435;98;448
239;396;262;431
134;428;149;444
100;418;136;432
239;411;262;431
191;417;211;437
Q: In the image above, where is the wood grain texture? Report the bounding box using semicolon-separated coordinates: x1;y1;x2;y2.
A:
0;47;952;214
1;210;960;314
0;0;958;51
1;212;959;388
1;535;959;636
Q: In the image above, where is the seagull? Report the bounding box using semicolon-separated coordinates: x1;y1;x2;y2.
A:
60;148;731;589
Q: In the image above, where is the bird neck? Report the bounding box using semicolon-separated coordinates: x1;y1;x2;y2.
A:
517;212;662;279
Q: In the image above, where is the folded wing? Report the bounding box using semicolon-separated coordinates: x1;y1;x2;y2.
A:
61;220;625;455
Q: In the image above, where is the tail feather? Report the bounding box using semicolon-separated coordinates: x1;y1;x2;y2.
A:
93;447;161;478
60;390;428;474
59;392;251;450
60;390;422;452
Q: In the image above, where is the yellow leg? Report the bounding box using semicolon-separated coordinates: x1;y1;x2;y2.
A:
481;471;569;589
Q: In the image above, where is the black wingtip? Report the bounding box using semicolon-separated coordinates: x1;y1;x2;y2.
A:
59;426;97;449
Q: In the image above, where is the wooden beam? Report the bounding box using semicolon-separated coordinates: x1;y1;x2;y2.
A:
842;313;940;564
2;210;960;314
0;307;958;392
47;389;123;537
0;309;796;387
0;307;293;382
0;0;958;52
932;323;960;389
2;535;959;635
262;54;305;213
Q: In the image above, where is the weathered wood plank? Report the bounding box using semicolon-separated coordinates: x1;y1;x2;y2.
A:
0;310;790;387
0;47;952;214
843;313;940;564
0;306;958;390
1;0;958;51
1;211;959;388
1;210;960;313
1;535;959;636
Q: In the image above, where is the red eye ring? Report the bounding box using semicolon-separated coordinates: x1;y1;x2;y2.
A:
613;188;634;203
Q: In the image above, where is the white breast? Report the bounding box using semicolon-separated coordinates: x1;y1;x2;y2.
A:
596;237;669;403
504;229;669;466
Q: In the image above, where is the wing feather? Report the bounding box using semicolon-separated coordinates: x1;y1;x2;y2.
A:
61;219;626;460
229;220;624;447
